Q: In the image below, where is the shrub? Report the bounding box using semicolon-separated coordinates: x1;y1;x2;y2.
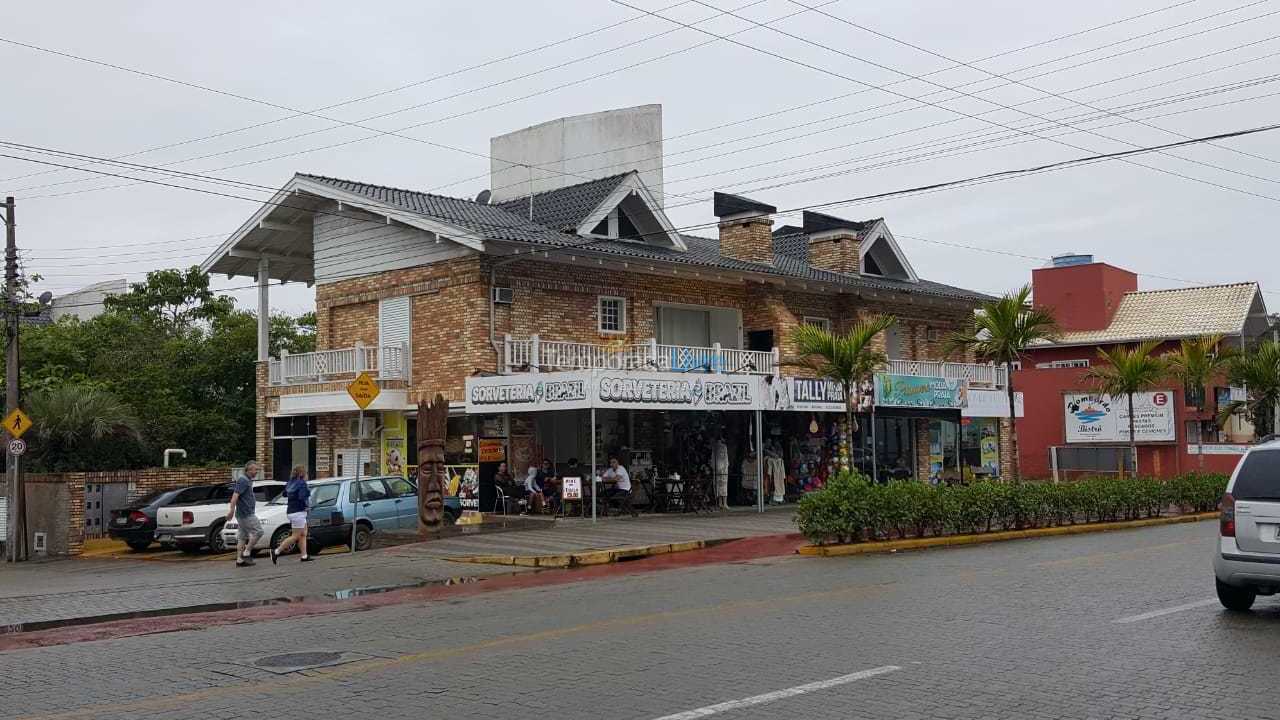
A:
794;471;1229;545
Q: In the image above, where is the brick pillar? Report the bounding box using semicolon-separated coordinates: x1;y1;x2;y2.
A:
806;231;860;274
999;418;1015;481
915;419;932;482
66;479;85;556
719;216;775;264
255;361;272;479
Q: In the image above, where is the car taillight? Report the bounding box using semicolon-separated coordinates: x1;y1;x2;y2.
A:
1221;493;1236;537
129;511;147;524
182;511;194;525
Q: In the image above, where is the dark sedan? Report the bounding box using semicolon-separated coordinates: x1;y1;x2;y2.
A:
107;484;224;551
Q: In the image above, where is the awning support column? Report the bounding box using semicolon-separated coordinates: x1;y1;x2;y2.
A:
257;257;270;362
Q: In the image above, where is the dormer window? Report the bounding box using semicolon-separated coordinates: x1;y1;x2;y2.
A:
590;206;641;240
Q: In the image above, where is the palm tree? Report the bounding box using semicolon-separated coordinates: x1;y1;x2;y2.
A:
1084;341;1169;474
1164;335;1236;467
790;315;896;442
1220;341;1280;440
27;384;143;471
945;285;1058;481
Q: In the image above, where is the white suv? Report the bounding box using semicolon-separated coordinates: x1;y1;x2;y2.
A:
1214;440;1280;610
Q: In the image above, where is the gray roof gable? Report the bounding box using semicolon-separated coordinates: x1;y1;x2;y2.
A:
494;173;629;232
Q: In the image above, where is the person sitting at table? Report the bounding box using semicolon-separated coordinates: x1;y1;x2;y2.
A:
522;465;544;514
538;458;559;513
494;462;517;511
602;456;637;517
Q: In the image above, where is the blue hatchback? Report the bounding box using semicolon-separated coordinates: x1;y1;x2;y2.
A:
307;476;460;551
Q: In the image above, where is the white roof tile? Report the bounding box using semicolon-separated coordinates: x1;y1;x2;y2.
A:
1043;282;1261;346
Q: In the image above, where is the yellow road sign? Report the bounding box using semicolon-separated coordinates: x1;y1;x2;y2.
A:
347;372;381;410
3;408;31;439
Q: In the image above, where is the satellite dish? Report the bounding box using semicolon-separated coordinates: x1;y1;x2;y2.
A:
38;291;53;306
474;189;492;205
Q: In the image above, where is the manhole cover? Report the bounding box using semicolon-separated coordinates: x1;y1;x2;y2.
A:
254;652;344;669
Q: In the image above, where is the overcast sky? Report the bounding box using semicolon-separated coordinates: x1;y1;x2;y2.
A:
4;0;1280;315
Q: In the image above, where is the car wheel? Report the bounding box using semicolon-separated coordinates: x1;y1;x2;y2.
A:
1217;578;1257;611
271;526;292;554
351;523;373;552
207;520;228;554
125;539;152;552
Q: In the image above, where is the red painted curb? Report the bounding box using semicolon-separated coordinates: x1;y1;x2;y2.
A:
0;533;805;652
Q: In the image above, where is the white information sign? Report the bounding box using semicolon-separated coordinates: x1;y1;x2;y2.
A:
465;371;593;414
963;389;1025;418
561;476;583;501
762;377;846;413
1064;391;1176;443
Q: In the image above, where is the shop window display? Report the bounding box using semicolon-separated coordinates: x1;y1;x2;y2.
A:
961;418;1001;480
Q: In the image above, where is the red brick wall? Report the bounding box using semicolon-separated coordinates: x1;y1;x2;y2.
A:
25;467;236;555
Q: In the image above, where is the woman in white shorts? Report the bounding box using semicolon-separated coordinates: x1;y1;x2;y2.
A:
272;465;313;563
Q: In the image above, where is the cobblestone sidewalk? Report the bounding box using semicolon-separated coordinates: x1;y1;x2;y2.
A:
0;508;797;628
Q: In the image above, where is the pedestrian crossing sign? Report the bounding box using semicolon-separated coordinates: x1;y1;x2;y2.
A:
3;408;31;439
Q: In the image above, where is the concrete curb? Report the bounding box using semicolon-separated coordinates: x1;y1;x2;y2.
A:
797;511;1220;557
448;539;718;568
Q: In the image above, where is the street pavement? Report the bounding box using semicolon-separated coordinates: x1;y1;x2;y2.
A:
0;509;798;628
2;517;1271;720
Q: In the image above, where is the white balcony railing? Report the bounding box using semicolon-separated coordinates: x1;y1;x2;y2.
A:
885;358;1007;389
503;335;778;376
268;342;410;386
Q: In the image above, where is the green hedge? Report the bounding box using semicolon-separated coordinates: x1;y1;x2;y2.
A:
795;471;1227;545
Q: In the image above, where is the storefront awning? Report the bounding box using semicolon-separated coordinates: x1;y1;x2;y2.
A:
466;370;766;413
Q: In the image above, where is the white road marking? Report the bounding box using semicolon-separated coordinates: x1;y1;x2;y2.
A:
1113;598;1218;624
649;665;902;720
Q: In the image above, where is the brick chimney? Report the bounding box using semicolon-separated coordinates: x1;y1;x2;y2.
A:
1031;254;1137;332
714;192;775;265
802;211;867;275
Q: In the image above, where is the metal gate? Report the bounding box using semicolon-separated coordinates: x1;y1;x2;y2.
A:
83;482;130;539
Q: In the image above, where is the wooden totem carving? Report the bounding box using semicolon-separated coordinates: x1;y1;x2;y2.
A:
417;393;448;535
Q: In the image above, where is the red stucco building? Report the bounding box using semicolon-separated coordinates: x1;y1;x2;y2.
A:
1014;255;1270;480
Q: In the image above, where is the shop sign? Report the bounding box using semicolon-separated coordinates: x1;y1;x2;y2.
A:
465;372;592;414
962;388;1024;418
445;465;480;510
1064;391;1175;443
561;476;583;500
595;371;762;410
477;439;506;463
762;377;846;413
874;374;967;409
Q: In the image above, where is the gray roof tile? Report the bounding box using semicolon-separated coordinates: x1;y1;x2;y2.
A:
296;172;991;303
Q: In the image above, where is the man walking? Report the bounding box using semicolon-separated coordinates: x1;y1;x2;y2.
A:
225;461;264;567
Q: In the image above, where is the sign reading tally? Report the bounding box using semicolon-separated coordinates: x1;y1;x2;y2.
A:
763;377;846;412
1064;391;1175;443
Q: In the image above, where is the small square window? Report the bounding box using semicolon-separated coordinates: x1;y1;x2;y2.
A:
802;316;831;333
599;296;626;334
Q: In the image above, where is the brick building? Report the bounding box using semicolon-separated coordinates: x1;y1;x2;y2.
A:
1015;254;1270;479
202;107;1013;507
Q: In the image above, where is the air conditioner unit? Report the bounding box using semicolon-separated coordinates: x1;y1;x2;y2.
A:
348;416;377;440
492;287;514;304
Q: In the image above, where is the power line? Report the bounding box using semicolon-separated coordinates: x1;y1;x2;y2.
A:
20;119;1280;310
613;0;1280;206
0;0;806;200
0;0;698;187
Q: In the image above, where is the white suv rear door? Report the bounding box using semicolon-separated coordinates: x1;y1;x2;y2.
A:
1232;448;1280;554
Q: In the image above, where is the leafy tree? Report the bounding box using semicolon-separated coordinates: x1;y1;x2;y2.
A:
1084;341;1169;474
1164;335;1236;466
1221;341;1280;440
791;316;895;443
945;285;1059;481
104;266;234;328
26;384;144;471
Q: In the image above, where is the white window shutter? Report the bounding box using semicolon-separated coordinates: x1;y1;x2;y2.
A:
378;296;411;377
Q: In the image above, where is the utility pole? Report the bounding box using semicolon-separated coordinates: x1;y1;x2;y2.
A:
3;196;21;563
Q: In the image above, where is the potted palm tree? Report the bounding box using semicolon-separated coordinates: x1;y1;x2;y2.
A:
1164;335;1236;467
790;316;895;448
945;285;1058;481
1084;340;1169;475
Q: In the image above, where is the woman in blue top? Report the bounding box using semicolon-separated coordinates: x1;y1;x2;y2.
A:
272;465;313;564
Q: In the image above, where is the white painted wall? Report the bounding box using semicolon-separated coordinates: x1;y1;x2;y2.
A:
489;105;664;207
51;278;127;321
312;203;472;284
